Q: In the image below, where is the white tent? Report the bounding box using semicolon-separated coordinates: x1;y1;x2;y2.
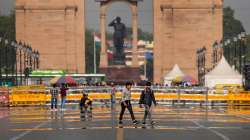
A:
205;56;242;88
164;64;185;86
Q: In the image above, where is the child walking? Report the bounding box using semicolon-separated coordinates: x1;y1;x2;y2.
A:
119;82;139;125
139;82;157;125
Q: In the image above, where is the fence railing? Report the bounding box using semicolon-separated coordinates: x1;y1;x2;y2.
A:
0;86;250;106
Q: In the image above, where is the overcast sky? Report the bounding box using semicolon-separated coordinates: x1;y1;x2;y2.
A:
0;0;250;33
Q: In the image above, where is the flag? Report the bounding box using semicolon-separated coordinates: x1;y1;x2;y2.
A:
107;40;114;60
93;33;113;60
94;33;101;47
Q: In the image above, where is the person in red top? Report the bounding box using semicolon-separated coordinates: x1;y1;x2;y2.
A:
60;83;69;110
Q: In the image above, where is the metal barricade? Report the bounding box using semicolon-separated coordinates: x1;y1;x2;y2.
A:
10;85;47;106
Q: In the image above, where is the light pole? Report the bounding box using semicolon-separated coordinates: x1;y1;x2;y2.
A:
94;39;97;74
4;39;9;82
32;50;36;70
226;39;231;65
233;37;238;69
238;34;243;73
197;47;206;85
10;41;16;85
0;37;2;81
224;41;228;60
144;59;147;80
37;51;40;69
212;41;218;67
13;41;20;86
24;46;32;85
241;32;247;74
218;41;223;60
19;42;23;85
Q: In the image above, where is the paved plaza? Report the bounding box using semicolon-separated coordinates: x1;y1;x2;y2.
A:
0;104;250;140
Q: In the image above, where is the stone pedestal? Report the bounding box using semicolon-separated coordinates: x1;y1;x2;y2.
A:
100;66;141;84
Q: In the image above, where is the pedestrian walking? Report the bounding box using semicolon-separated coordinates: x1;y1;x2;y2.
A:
60;83;69;110
50;84;59;111
110;83;116;105
139;81;157;125
119;82;139;125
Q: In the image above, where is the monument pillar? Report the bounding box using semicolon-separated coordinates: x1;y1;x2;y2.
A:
100;3;108;67
131;2;139;67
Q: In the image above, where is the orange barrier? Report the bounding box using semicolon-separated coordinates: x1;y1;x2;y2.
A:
6;85;250;106
10;85;47;106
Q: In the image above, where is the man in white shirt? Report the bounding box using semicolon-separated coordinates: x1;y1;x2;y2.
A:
119;82;138;125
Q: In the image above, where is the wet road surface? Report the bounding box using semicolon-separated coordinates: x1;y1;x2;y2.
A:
1;105;250;140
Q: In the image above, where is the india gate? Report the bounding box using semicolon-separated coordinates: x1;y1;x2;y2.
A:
15;0;223;83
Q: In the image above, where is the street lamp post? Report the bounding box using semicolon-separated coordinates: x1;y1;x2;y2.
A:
233;37;237;69
226;39;231;65
4;39;10;83
212;41;218;66
19;42;23;85
241;32;247;73
10;41;16;85
238;34;243;73
14;41;19;86
37;51;40;69
0;37;2;81
32;50;36;70
224;41;228;60
218;41;223;60
197;47;206;85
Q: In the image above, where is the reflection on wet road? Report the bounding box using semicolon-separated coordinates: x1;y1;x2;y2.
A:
1;105;250;140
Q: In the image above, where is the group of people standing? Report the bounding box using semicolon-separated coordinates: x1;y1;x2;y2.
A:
50;83;68;110
50;81;157;125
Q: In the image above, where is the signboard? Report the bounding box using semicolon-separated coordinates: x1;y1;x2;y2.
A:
31;70;66;77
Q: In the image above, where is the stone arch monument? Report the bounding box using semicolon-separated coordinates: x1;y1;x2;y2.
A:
15;0;223;83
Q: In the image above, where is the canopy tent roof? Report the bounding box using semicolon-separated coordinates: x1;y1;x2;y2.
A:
206;56;241;78
164;64;185;80
205;56;242;88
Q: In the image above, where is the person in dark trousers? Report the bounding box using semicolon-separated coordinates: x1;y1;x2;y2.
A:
139;81;157;125
79;93;93;113
50;84;59;110
110;83;116;106
60;83;69;110
119;82;139;125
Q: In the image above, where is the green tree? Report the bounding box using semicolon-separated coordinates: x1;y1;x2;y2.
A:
125;27;153;41
223;7;245;40
0;12;16;76
0;12;15;40
85;29;101;73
